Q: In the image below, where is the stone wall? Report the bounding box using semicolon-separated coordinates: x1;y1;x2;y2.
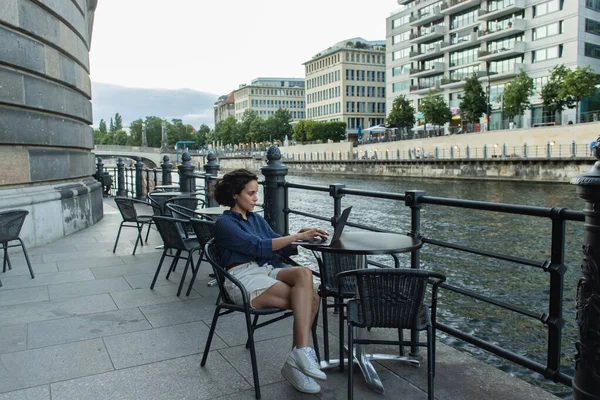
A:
0;0;102;246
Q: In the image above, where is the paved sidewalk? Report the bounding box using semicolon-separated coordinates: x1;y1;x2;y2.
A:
0;199;560;399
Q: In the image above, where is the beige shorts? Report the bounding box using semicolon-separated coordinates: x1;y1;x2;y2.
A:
225;262;282;306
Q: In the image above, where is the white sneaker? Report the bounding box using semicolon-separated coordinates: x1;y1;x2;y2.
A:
281;362;321;394
286;347;327;381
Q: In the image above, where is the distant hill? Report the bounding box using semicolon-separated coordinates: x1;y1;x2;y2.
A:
91;82;219;129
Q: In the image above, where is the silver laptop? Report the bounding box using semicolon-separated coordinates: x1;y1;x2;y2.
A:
292;207;352;247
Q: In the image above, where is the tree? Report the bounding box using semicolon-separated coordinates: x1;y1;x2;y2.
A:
98;119;107;134
293;120;308;144
387;95;416;137
541;65;571;123
502;69;533;127
265;108;293;143
420;90;451;134
239;109;262;144
460;73;487;129
109;118;115;133
560;65;599;123
323;121;347;142
215;116;238;146
195;124;211;148
114;113;123;131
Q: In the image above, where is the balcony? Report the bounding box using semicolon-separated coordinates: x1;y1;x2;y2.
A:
409;7;442;26
487;63;524;80
410;62;446;77
398;0;413;4
440;77;465;88
478;41;526;61
440;0;481;15
412;81;442;94
478;0;526;21
409;42;447;60
478;18;526;41
443;32;481;52
410;25;447;44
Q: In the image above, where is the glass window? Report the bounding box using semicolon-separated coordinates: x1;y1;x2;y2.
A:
449;7;478;31
585;42;600;59
533;0;564;17
392;30;412;44
393;81;411;92
488;0;515;12
586;19;600;36
392;14;411;29
392;64;411;76
533;21;563;40
449;29;473;45
588;0;600;11
449;46;479;67
532;45;563;62
488;56;523;74
487;34;524;52
418;1;442;17
449;65;480;80
392;47;412;60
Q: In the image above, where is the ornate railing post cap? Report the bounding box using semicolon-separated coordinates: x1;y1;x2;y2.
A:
571;136;600;185
207;152;217;163
267;146;282;161
181;151;191;163
162;155;170;163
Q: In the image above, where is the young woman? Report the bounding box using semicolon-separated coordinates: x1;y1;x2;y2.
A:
213;169;328;394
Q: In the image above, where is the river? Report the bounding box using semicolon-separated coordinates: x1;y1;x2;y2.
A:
280;173;584;398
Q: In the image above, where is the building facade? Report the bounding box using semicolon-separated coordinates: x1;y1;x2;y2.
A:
232;78;306;121
387;0;600;129
213;92;235;125
303;38;387;139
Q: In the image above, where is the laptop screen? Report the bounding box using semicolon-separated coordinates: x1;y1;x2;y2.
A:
329;206;352;245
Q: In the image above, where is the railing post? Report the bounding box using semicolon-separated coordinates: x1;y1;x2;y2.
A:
571;137;600;400
484;144;488;159
261;146;288;235
547;141;552;158
503;143;507;158
572;140;577;158
450;146;454;159
177;151;196;193
466;145;470;159
95;157;104;181
204;152;220;207
405;190;425;356
134;157;144;200
329;184;346;227
524;142;528;159
161;155;173;185
435;147;438;159
116;158;126;197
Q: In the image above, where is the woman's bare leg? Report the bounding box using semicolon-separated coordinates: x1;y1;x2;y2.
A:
252;266;316;348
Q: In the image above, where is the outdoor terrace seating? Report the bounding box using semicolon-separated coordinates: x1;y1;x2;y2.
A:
0;210;34;287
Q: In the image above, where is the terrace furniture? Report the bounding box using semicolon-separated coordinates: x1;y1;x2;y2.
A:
112;197;159;255
201;239;320;399
151;216;202;297
0;210;34;287
336;268;446;400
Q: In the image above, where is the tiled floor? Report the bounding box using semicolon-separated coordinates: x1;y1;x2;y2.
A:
0;199;560;399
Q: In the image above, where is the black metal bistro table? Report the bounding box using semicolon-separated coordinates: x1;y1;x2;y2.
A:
308;231;422;394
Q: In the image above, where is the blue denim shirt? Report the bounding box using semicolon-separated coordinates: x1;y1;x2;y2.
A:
214;210;296;268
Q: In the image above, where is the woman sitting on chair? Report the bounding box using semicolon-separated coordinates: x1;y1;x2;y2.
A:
213;168;328;394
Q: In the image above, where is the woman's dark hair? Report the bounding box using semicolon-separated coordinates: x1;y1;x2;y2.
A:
213;169;258;207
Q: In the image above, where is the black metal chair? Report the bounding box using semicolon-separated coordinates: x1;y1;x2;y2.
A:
151;216;202;296
312;251;401;364
164;196;199;216
336;268;446;400
201;239;320;400
0;210;34;287
113;197;159;255
185;218;215;296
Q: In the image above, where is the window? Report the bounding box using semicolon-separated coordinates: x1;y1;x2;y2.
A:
585;42;600;59
487;34;524;52
532;21;563;40
357;102;366;112
586;19;600;36
532;45;563;62
449;65;480;80
449;46;479;67
393;81;411;92
488;56;523;74
346;69;355;80
393;64;411;76
532;76;549;94
533;0;563;17
449;7;478;31
367;70;376;81
588;0;600;11
392;31;411;44
346;102;355;112
392;14;411;29
393;47;411;60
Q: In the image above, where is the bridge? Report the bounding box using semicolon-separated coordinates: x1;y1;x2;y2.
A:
93;145;177;167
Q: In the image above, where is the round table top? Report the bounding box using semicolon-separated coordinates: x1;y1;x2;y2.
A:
155;184;180;190
309;231;422;255
195;206;231;215
149;191;197;197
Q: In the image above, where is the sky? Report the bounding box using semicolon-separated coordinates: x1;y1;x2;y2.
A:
89;0;398;96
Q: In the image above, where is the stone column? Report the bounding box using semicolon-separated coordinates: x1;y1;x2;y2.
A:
0;0;101;246
161;155;173;185
160;120;169;152
134;157;144;200
177;152;196;193
571;137;600;400
116;158;126;197
204;152;220;207
261;146;288;235
141;122;148;147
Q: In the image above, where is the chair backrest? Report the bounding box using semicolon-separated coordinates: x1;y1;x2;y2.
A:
114;197;138;222
148;191;167;216
316;251;358;294
343;269;445;329
190;219;215;247
0;210;29;242
205;239;235;304
152;216;189;251
165;196;198;215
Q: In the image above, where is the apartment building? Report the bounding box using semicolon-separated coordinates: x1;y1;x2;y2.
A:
386;0;600;129
232;77;306;121
303;38;387;140
213;92;235;125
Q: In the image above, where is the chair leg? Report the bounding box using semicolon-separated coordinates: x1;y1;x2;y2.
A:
246;315;260;349
322;297;330;362
2;242;11;272
186;249;204;297
201;306;221;367
244;312;262;399
150;249;168;289
144;222;152;243
18;238;35;279
132;223;143;255
427;325;434;400
348;321;354;400
339;300;345;373
112;223;124;253
398;328;404;356
165;250;182;280
176;253;193;297
312;307;321;362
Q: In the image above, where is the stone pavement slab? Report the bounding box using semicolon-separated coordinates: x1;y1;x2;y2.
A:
0;325;27;355
0;286;48;307
47;276;132;300
0;386;49;400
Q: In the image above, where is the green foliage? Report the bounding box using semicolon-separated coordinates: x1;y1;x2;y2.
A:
560;65;599;121
114;113;123;131
166;118;195;148
324;121;347;142
195;124;211;148
293;120;308;144
264;108;293;143
109;118;114;133
502;69;533;121
420;90;451;127
98;119;107;134
215;116;238;145
387;95;415;133
460;73;487;124
541;64;571;118
292;120;346;144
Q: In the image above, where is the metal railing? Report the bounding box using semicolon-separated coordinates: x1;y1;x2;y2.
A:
280;180;583;387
